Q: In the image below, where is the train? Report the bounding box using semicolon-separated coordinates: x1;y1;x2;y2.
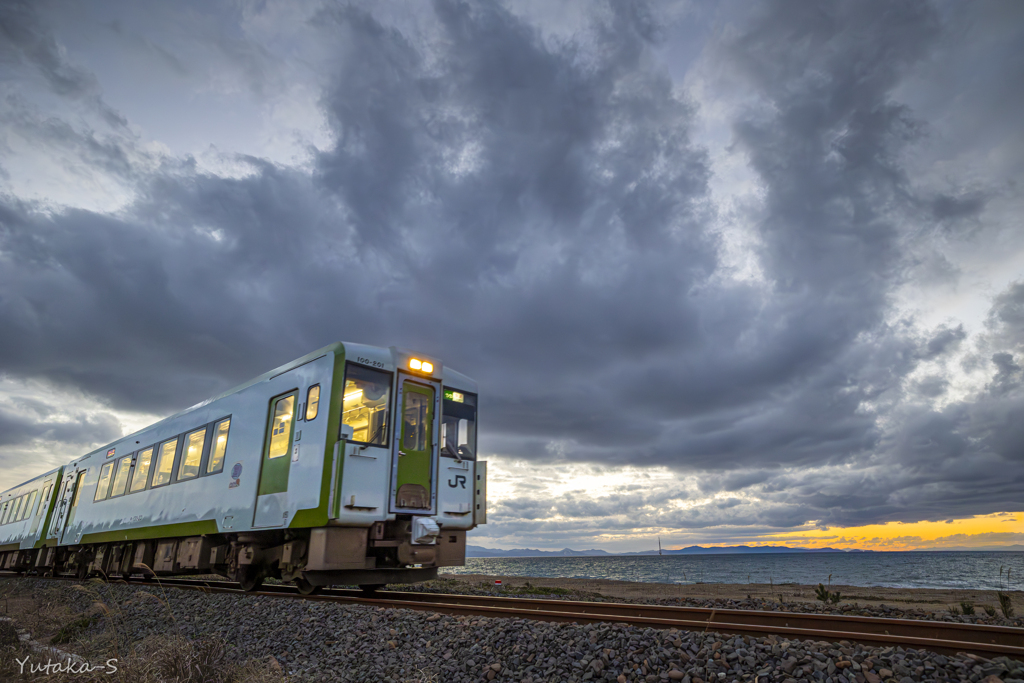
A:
0;342;486;594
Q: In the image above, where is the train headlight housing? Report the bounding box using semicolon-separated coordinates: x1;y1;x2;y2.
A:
409;359;434;374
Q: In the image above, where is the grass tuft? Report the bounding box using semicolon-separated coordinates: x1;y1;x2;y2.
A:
50;615;99;645
814;583;842;605
997;592;1014;618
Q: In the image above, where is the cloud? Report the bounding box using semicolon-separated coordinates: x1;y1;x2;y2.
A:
0;0;1021;547
0;0;126;128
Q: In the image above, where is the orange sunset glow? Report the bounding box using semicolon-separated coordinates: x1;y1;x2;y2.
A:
726;513;1024;551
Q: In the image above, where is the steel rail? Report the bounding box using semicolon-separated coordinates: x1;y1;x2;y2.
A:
99;576;1024;659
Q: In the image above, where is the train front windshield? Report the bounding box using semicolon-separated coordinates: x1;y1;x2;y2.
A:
442;390;477;460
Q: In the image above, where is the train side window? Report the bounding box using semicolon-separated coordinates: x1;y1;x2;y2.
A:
130;448;154;493
268;395;296;458
305;385;320;421
109;456;132;498
36;484;52;515
442;390;477;460
95;463;115;502
0;502;8;525
208;419;230;474
21;491;38;520
152;438;178;488
71;472;86;507
341;363;392;446
178;428;205;481
9;496;22;522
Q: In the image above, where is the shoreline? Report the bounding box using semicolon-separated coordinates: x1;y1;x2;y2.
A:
440;572;1024;613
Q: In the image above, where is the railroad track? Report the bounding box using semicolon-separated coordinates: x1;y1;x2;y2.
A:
55;575;1023;660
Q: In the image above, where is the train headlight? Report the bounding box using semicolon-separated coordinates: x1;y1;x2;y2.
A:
409;359;433;373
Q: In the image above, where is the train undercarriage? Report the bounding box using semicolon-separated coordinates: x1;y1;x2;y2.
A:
0;520;465;595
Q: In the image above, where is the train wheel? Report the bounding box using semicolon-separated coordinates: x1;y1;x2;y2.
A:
359;584;385;596
294;577;321;596
239;566;264;592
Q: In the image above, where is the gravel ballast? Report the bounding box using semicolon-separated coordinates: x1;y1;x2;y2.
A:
2;578;1023;683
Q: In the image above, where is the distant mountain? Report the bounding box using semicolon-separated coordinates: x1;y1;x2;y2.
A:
466;544;877;558
916;544;1024;552
467;546;613;558
645;545;875;555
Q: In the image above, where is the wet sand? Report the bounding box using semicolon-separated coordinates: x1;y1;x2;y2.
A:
440;572;1024;612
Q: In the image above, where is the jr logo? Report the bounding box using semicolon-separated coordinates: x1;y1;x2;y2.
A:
447;475;467;489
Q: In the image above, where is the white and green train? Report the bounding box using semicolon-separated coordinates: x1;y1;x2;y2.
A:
0;342;486;593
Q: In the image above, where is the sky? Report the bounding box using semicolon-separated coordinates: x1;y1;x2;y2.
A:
1;0;1022;553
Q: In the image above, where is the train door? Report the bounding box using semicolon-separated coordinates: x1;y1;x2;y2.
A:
29;480;53;535
51;470;84;545
253;390;297;528
390;372;440;514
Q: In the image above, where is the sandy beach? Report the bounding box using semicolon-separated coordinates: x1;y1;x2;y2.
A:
440;572;1024;613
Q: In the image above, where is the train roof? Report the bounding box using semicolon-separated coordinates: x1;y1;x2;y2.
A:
1;465;63;497
68;341;477;466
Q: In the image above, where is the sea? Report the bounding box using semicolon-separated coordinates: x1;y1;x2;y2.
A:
442;552;1024;591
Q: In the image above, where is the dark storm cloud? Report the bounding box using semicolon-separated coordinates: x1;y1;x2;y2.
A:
0;0;1022;539
988;282;1024;347
0;0;125;128
923;324;966;359
0;397;120;448
930;192;987;222
470;0;1023;545
0;162;359;413
0;96;142;181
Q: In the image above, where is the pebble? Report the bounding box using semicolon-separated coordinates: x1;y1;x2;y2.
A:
5;578;1024;683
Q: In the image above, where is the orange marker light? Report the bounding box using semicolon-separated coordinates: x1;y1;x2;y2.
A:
421;361;433;373
410;359;422;370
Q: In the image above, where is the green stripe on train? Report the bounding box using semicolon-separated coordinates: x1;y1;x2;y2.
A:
79;520;219;544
